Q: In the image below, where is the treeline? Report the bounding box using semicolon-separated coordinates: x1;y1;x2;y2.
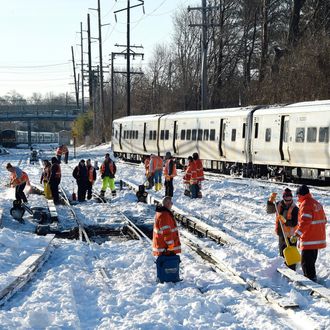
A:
108;0;330;122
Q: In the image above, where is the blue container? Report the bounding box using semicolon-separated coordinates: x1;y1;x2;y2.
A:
156;255;181;283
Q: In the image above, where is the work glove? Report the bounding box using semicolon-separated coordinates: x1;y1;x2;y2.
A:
101;174;105;179
276;215;286;224
268;192;277;203
290;236;297;244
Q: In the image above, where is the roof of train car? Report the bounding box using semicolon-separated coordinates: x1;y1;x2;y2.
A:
254;99;330;115
113;113;163;122
113;100;330;122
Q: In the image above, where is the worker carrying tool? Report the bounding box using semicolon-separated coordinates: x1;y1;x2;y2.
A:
267;188;299;270
291;185;327;282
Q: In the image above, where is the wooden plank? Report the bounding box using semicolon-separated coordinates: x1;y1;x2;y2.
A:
47;199;58;221
277;267;330;302
0;235;55;305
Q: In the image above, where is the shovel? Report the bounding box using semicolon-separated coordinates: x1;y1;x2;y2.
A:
274;202;301;266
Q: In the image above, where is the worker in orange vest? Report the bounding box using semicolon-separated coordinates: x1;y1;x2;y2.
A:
267;188;299;270
6;163;29;204
143;155;153;189
153;196;181;282
100;153;117;197
163;152;177;197
149;154;163;191
183;156;198;198
290;185;327;281
192;152;204;198
49;157;61;205
86;159;96;200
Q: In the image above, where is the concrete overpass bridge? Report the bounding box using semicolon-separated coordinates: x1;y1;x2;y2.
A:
0;104;80;122
0;104;81;146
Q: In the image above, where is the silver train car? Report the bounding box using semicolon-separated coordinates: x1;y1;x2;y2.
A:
112;100;330;182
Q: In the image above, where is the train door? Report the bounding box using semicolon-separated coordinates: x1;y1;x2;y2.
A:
172;121;177;154
280;115;290;161
219;119;226;158
119;124;123;150
143;123;147;152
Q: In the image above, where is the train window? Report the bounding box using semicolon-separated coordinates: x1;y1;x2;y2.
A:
124;131;126;139
265;128;271;142
231;129;236;142
210;129;215;141
192;129;197;140
319;127;329;142
115;131;118;139
153;130;157;140
307;127;317;142
186;130;191;140
181;130;186;140
160;130;164;140
203;129;209;140
165;130;169;140
149;130;152;140
254;123;259;139
295;127;305;143
136;131;138;139
198;129;203;141
242;123;246;139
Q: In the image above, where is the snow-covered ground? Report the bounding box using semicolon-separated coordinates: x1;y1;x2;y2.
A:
0;144;329;329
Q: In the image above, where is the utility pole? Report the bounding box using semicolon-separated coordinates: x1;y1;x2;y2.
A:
111;46;144;123
188;0;219;110
114;0;144;116
80;22;85;113
87;13;93;110
71;46;79;109
89;0;108;142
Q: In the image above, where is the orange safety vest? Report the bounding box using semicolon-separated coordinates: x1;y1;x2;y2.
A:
194;159;204;181
100;161;116;176
295;193;327;250
11;170;29;187
88;166;95;183
163;159;177;179
183;161;197;184
275;203;298;238
152;206;181;256
149;156;163;173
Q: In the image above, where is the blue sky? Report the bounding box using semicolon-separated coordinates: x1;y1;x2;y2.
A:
0;0;194;98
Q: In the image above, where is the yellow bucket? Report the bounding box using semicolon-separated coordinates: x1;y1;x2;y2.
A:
283;246;301;266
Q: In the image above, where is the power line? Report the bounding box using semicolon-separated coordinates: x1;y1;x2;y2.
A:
0;61;71;69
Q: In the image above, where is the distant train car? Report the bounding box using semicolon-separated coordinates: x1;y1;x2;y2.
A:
0;129;16;147
113;100;330;182
0;130;59;146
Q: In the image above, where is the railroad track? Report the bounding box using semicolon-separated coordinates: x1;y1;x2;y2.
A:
119;177;330;325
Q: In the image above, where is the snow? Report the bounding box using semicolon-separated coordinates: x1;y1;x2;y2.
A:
0;144;329;329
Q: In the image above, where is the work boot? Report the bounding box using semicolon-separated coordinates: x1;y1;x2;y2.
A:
112;190;116;197
100;190;105;197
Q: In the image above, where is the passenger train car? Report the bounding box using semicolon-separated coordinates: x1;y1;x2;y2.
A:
112;100;330;182
0;129;59;147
